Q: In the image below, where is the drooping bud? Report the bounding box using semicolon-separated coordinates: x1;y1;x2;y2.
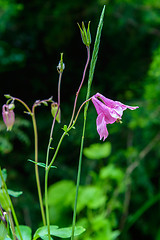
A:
2;104;15;131
78;21;91;46
51;103;61;123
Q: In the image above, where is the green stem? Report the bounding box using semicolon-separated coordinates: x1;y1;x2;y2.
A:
68;46;90;128
69;98;92;130
44;68;63;239
71;6;106;240
48;132;66;171
71;120;86;240
13;97;46;225
44;137;53;240
32;110;46;226
45;169;51;240
0;167;23;240
44;132;66;240
44;46;90;238
8;210;16;240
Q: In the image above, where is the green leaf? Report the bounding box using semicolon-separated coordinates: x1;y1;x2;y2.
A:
62;125;69;136
50;226;85;238
33;225;85;239
47;180;75;206
77;186;106;212
28;160;56;169
41;236;53;240
0;168;7;188
83;142;111;160
33;226;58;240
28;159;46;168
4;94;11;99
0;223;8;240
85;5;106;111
99;164;124;182
7;189;23;197
0;137;13;154
42;101;48;106
0;190;10;211
15;225;32;240
4;236;12;240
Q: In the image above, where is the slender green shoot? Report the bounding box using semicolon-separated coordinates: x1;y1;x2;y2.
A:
0;167;23;240
71;5;106;240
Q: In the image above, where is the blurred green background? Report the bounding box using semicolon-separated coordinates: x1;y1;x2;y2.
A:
0;0;160;239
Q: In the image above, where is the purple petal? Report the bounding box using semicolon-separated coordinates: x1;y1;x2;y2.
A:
92;96;117;124
92;93;139;140
94;93;139;112
94;93;116;108
115;101;139;111
96;113;109;141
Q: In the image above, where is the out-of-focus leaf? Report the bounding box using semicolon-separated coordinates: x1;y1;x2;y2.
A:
33;225;85;239
0;137;13;154
47;180;75;206
0;168;7;188
7;189;23;197
83;142;111;160
0;189;10;210
0;223;8;240
15;226;32;240
77;186;106;212
99;164;124;182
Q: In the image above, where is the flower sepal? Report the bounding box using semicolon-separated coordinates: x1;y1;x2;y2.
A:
51;103;61;123
78;21;91;47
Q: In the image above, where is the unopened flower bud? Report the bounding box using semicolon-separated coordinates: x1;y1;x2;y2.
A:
51;103;61;123
2;104;15;131
57;53;65;73
8;103;15;110
78;21;91;47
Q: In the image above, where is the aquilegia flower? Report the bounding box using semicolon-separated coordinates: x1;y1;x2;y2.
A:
2;104;15;131
91;93;139;141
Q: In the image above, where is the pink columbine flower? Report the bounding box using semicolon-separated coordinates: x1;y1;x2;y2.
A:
2;104;15;131
91;93;139;141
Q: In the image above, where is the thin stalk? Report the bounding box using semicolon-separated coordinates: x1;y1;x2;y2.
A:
49;72;62;141
13;97;46;225
43;102;91;240
0;167;23;240
44;131;66;240
71;6;106;240
12;97;31;115
71;120;86;240
47;45;90;170
8;210;16;240
44;70;63;240
68;46;90;129
44;45;90;240
31;110;46;226
48;132;66;171
7;198;22;240
68;98;92;131
45;169;51;240
46;99;91;173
